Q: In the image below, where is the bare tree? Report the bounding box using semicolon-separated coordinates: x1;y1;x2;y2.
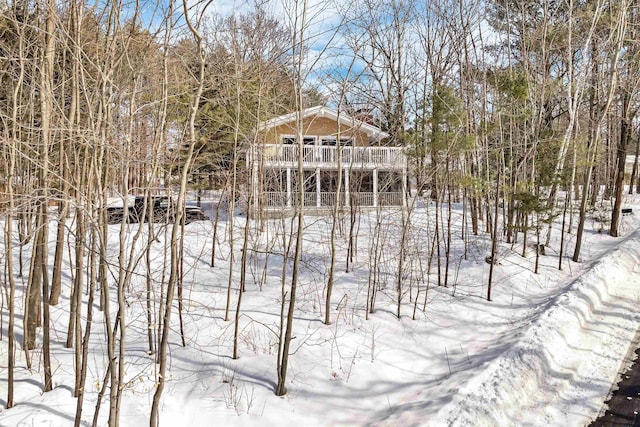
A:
610;5;639;235
150;0;208;423
276;0;310;397
573;0;628;260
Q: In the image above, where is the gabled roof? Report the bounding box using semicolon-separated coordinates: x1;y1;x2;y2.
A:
259;106;389;141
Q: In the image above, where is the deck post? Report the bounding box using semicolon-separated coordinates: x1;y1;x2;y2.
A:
286;167;292;208
373;169;378;207
402;166;408;207
344;169;350;208
316;168;321;207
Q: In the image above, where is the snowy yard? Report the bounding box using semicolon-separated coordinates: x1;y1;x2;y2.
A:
1;195;639;426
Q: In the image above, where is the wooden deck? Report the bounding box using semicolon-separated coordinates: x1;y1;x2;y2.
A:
249;145;406;170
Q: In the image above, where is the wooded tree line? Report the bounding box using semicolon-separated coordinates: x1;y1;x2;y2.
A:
0;0;639;425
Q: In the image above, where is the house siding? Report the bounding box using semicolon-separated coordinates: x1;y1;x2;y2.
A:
264;116;371;146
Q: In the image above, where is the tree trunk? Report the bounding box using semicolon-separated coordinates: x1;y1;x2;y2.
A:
610;92;631;237
487;169;500;302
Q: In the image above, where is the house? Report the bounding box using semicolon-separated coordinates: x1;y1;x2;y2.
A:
247;106;407;214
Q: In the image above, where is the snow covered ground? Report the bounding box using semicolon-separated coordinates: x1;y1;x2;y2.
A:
1;194;639;426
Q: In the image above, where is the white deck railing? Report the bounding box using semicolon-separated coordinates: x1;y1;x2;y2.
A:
250;145;406;169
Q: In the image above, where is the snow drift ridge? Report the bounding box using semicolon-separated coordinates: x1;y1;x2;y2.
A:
436;231;640;427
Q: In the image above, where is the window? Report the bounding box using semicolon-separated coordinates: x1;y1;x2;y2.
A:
291;170;317;193
303;171;317;192
350;171;373;193
320;171;341;192
281;135;317;145
379;171;403;192
265;169;286;192
320;137;353;146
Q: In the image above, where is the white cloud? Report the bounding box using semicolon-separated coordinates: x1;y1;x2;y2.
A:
207;0;253;16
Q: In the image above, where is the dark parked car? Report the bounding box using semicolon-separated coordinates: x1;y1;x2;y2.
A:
107;196;208;225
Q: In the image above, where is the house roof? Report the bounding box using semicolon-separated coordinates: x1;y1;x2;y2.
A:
259;106;389;141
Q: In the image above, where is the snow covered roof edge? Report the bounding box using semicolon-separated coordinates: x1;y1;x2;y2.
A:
258;106;389;141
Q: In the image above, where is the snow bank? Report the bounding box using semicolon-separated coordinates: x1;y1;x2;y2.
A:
435;230;640;426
